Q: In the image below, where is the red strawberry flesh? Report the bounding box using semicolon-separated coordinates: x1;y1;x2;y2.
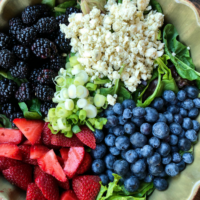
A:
0;128;23;144
60;147;69;161
60;190;78;200
19;145;37;165
0;144;22;160
0;156;23;171
77;152;92;174
26;183;46;200
30;145;49;159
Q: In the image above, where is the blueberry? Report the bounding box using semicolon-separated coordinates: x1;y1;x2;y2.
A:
169;135;178;145
113;103;124;115
132;107;146;118
123;108;132;119
104;134;116;147
151;97;164;111
106;115;119;127
107;128;113;134
188;108;199;118
174;114;183;124
104;154;117;169
154;178;168;191
131;117;144;127
122;99;136;110
104;108;115;117
179;108;188;117
141;145;153;158
118;116;128;125
109;147;120;156
178;138;191;151
162;155;172;165
182;99;194;110
124;123;135;134
106;170;114;181
176;160;186;172
125;149;138;163
121;150;127;159
135;148;143;159
144;107;159;123
192;120;200;132
130;132;147;148
124;176;140;192
115;136;130;150
184;86;199;99
140;123;152;135
157;142;171;157
130;159;146;174
170;123;182;135
135;171;147;180
165;163;179;177
149;137;160;148
193;98;200;108
159;170;167;178
163;112;174;124
113;125;125;136
152;122;170;139
113;159;129;177
171;145;179;153
182;153;194;164
172;152;181;163
162;90;176;103
163;135;171;143
147;152;161;166
167;105;180;114
99;174;109;185
91;144;107;159
182;118;193;130
179;130;185;139
185;129;197;142
177;90;187;101
148;164;164;176
93;129;104;144
177;101;182;107
157;113;167;123
92;159;105;174
144;174;154;183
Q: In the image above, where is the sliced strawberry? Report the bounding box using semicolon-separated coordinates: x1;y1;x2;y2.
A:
34;166;45;181
23;140;32;145
30;145;49;159
0;157;23;171
0;128;23;145
0;144;22;160
35;173;59;200
26;183;46;200
13;118;44;145
2;163;33;190
64;147;85;179
57;155;64;168
51;133;83;147
77;152;92;175
75;126;96;149
58;177;70;190
38;149;66;182
60;148;69;161
60;190;78;200
19;145;37;165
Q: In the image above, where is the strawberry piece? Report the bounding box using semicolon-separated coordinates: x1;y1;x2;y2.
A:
30;145;49;159
57;156;64;167
13;118;44;145
26;183;46;200
0;144;22;160
60;190;78;200
72;175;101;200
2;163;33;190
58;177;70;190
23;140;32;145
75;126;96;149
34;166;45;181
77;152;92;175
60;148;69;160
0;128;23;145
64;147;85;179
51;133;83;147
35;173;59;200
19;145;37;165
0;157;23;171
38;149;66;182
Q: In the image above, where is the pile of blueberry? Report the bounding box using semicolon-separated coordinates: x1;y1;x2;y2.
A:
91;86;200;192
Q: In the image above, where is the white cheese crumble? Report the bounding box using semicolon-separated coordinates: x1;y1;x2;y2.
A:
172;52;176;57
187;46;190;50
60;0;165;92
107;94;117;105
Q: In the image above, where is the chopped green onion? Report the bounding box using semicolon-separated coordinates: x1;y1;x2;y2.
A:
87;118;96;125
79;110;87;121
48;123;59;134
86;120;95;131
61;124;71;132
95;118;107;130
57;118;67;129
72;125;81;134
69;56;79;66
94;94;106;107
64;131;73;138
55;103;72;118
48;108;56;120
67;114;79;124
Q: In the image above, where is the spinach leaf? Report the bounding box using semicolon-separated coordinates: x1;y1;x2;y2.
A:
0;114;12;128
54;0;77;16
29;98;42;116
41;0;55;7
150;0;163;13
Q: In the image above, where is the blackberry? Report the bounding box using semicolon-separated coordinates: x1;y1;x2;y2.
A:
1;103;19;117
42;62;51;70
22;4;51;25
0;49;15;69
10;36;18;46
50;55;65;71
65;7;81;16
13;45;31;61
9;112;23;128
15;82;33;102
9;17;25;37
31;38;58;59
36;17;58;34
9;61;29;79
56;14;69;25
55;32;71;53
0;96;9;105
0;33;11;50
0;79;18;98
16;27;38;46
35;84;54;102
29;68;41;83
37;69;56;85
40;102;56;116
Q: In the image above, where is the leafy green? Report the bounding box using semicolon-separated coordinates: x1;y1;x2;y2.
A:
118;85;132;101
28;98;42;116
150;0;163;13
86;83;97;91
94;77;111;85
0;114;12;128
41;0;55;7
54;0;77;16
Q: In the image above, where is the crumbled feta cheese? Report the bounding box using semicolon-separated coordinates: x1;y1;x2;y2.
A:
187;46;190;50
172;52;176;57
107;94;117;105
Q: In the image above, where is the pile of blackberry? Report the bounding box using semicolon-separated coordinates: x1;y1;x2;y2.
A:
0;4;80;124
